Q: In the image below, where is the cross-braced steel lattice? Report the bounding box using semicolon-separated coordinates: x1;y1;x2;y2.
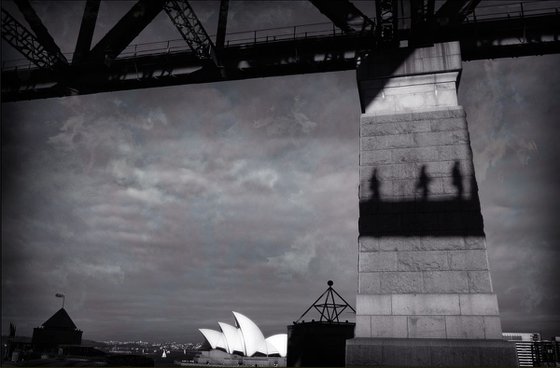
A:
163;0;217;64
296;280;356;323
1;9;59;69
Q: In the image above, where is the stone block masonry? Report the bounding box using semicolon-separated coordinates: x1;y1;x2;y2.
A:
355;107;500;341
347;42;516;367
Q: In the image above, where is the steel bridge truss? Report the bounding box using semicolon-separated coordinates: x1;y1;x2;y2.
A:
163;0;217;64
1;9;60;69
1;0;560;102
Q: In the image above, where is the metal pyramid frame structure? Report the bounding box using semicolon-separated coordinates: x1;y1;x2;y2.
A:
295;280;355;323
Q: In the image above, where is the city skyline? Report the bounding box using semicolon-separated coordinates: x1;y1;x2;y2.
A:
2;1;559;342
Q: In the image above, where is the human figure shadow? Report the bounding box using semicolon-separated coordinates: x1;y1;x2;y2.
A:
361;161;483;237
416;165;431;200
369;168;380;201
452;161;463;200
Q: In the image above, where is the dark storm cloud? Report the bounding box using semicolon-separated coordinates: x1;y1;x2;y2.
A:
460;55;560;337
2;71;359;341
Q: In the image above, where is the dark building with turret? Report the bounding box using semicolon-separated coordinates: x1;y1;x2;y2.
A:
32;308;83;348
4;308;83;361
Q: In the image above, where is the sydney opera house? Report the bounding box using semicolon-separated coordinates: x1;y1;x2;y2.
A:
195;311;287;366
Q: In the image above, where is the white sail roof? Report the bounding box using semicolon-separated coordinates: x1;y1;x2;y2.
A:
218;322;245;355
199;328;228;351
265;334;287;357
232;311;268;356
266;340;279;356
199;312;287;358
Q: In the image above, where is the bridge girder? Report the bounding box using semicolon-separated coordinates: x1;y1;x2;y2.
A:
375;0;399;45
13;0;68;67
2;1;560;102
436;0;482;25
1;8;61;69
215;0;229;51
73;0;101;65
163;0;217;65
87;0;164;64
309;0;375;34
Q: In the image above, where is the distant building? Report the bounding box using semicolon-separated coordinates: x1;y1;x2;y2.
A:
4;308;154;366
503;332;560;367
4;308;83;362
287;280;355;367
32;308;83;348
196;311;287;367
2;336;32;362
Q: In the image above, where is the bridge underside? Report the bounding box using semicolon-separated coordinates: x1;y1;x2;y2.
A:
2;12;559;102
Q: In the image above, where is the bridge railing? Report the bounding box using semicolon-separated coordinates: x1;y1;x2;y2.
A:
1;21;347;71
463;1;560;22
115;21;348;58
2;2;559;72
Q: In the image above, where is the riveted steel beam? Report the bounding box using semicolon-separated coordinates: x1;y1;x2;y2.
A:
88;0;164;63
13;0;68;67
1;9;60;69
216;0;229;50
164;0;217;65
309;0;375;34
436;0;481;25
73;0;101;64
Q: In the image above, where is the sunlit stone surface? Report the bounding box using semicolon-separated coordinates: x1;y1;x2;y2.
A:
346;42;517;367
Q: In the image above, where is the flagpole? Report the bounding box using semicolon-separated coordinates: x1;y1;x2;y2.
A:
56;293;65;308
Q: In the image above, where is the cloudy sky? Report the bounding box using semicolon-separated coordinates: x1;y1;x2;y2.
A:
2;1;559;342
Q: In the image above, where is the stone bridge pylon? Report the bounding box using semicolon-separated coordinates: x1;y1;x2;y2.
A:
346;42;518;367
